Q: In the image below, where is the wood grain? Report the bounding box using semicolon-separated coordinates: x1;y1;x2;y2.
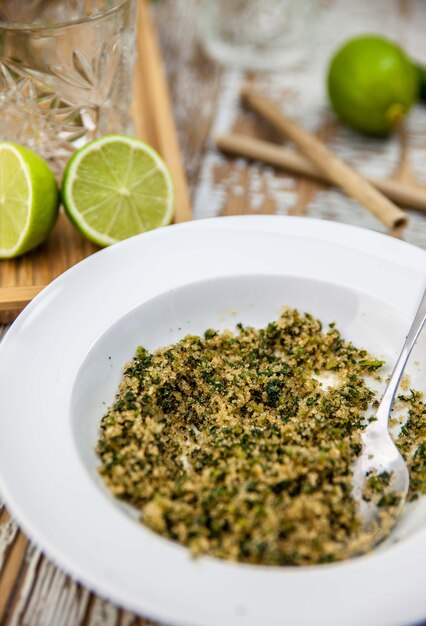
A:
241;85;408;229
0;0;191;321
153;0;222;190
216;133;426;212
136;0;192;224
0;286;44;312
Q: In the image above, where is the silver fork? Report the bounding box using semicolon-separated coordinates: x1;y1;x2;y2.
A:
352;288;426;532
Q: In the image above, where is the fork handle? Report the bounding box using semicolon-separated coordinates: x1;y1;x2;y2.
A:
376;288;426;424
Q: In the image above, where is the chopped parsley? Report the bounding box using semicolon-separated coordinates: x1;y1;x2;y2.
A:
97;308;425;565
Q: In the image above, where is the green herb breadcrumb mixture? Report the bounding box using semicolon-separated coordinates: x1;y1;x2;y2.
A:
97;309;426;565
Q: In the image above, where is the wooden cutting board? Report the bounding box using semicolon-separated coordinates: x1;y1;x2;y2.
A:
0;0;191;322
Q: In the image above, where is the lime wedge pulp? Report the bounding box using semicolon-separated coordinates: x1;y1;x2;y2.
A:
62;135;175;247
0;142;59;259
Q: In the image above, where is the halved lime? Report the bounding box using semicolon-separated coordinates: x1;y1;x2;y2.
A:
0;143;59;259
327;35;419;135
62;135;175;247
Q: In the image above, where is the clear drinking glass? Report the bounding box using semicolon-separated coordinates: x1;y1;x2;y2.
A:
0;0;137;174
199;0;316;71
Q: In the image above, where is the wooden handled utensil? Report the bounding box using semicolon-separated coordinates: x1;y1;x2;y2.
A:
215;133;426;213
241;85;408;229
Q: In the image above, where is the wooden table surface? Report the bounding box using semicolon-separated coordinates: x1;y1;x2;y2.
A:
0;1;426;624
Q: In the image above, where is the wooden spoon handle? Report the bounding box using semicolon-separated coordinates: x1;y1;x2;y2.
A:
241;85;408;230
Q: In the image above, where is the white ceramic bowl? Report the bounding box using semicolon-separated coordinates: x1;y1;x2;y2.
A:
0;216;425;626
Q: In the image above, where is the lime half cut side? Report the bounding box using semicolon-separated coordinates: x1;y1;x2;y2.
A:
0;142;59;259
62;135;175;247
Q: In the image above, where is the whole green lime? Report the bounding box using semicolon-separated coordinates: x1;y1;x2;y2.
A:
414;62;426;102
327;35;419;135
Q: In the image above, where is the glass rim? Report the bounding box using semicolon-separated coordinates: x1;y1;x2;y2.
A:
0;0;132;32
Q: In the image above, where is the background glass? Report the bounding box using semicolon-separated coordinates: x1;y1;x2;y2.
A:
199;0;316;71
0;0;136;175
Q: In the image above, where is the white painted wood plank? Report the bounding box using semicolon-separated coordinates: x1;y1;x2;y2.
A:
120;612;140;626
20;558;57;626
193;0;426;247
154;0;222;190
52;581;89;626
7;546;41;626
0;518;18;573
10;558;91;626
86;597;119;626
